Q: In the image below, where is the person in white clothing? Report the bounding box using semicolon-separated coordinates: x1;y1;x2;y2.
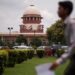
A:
50;1;75;75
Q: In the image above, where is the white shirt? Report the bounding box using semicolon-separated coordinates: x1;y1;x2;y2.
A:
56;17;75;65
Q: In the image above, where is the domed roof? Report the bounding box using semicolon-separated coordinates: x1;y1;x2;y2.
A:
24;5;41;15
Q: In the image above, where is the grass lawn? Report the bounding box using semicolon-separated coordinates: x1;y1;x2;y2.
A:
3;57;69;75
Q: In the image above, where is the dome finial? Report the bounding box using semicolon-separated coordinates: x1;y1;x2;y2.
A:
30;5;34;6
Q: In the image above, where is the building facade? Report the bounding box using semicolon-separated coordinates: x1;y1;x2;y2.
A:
0;5;48;45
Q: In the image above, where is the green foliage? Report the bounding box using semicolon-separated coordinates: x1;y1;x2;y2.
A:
7;50;17;67
16;35;27;45
47;20;66;45
0;37;5;46
36;50;44;58
0;49;34;75
56;49;65;57
27;50;34;59
0;57;4;75
15;50;27;64
3;57;68;75
5;42;14;49
31;38;42;49
0;50;8;75
0;40;4;46
0;49;56;75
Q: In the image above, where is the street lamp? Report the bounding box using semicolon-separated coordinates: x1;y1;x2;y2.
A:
8;27;13;44
8;27;13;34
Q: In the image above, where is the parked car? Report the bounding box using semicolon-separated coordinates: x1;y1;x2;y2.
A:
61;46;68;49
27;46;33;50
13;45;34;50
37;46;46;50
13;45;28;49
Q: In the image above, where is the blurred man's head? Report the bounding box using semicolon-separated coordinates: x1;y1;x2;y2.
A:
58;1;73;20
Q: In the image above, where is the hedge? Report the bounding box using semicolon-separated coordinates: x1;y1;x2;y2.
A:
0;50;8;75
7;50;17;67
36;49;44;58
27;50;34;59
0;49;34;75
15;49;28;64
0;49;65;75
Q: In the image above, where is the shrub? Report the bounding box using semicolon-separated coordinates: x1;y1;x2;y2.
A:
56;49;65;57
36;50;44;58
15;49;27;64
7;50;17;67
0;49;34;75
27;50;34;59
0;57;4;75
0;50;8;75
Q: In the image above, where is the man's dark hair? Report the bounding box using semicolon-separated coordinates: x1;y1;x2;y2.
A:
59;1;73;15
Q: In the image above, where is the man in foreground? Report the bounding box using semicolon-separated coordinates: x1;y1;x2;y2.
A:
50;1;75;75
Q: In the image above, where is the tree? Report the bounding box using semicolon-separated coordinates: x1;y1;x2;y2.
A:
0;40;4;46
16;35;27;45
5;41;14;49
0;37;4;46
30;38;42;49
47;20;66;45
0;37;15;49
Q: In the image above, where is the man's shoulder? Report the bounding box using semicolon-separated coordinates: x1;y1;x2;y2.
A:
67;18;75;25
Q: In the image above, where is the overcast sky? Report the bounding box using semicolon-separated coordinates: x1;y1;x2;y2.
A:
0;0;75;33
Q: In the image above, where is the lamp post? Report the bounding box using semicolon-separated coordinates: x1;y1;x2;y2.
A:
8;27;13;44
8;27;13;35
